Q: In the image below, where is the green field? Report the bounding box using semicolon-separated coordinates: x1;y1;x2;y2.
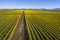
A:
0;10;22;40
0;10;60;40
25;10;60;40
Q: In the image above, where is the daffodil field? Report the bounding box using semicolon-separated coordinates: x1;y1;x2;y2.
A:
0;10;60;40
25;10;60;40
0;10;22;40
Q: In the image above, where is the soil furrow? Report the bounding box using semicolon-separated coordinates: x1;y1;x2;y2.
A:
11;11;28;40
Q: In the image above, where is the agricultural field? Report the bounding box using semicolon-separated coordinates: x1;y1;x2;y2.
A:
25;10;60;40
0;10;22;40
0;10;60;40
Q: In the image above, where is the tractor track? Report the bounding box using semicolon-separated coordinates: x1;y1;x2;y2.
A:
11;11;29;40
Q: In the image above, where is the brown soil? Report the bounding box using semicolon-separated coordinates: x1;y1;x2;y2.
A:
11;12;29;40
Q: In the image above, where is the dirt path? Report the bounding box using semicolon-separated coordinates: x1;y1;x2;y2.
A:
11;11;29;40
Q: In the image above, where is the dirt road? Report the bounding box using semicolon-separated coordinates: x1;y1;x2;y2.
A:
11;11;29;40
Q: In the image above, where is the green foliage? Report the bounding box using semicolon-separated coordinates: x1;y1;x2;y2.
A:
0;10;21;40
25;10;60;40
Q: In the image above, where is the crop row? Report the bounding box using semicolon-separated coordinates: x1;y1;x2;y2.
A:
0;15;20;40
26;14;60;40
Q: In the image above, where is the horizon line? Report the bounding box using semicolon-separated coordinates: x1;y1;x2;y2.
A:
0;8;60;9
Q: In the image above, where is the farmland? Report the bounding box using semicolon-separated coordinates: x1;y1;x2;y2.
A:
0;10;22;40
0;10;60;40
25;10;60;40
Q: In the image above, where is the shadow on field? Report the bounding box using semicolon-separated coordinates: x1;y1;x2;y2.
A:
23;11;29;40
